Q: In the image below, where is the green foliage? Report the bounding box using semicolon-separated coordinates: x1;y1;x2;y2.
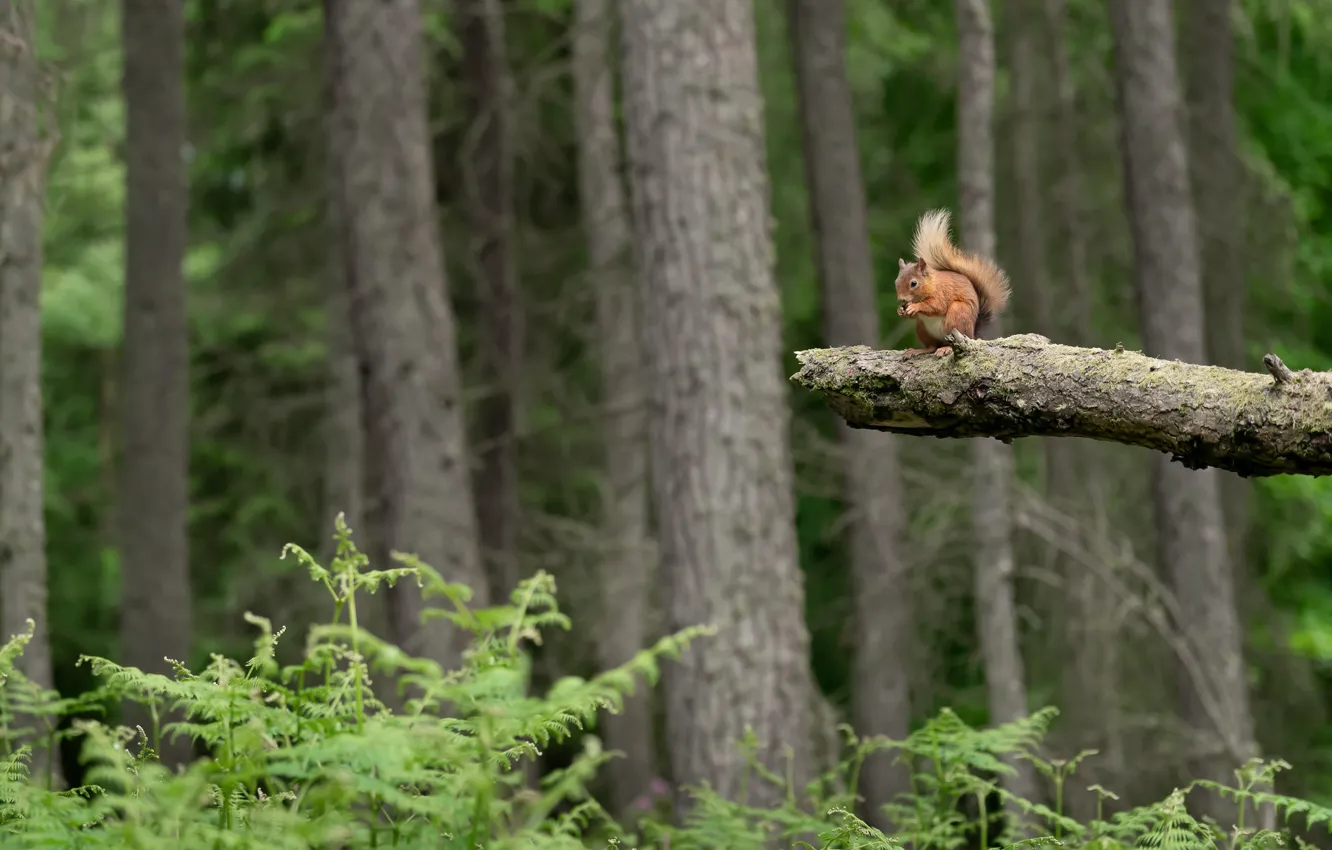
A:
1234;2;1332;747
0;522;714;847
0;526;1328;848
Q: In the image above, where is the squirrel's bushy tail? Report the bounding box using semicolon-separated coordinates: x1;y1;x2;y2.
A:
912;208;1012;336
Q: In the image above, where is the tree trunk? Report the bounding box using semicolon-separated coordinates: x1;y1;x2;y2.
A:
319;3;389;656
0;0;64;790
619;0;816;813
1042;0;1094;343
320;326;363;556
320;58;364;560
1039;0;1123;817
453;0;535;786
1006;0;1053;342
1108;0;1257;825
1181;1;1244;375
323;0;489;672
1011;0;1118;816
119;0;193;771
570;0;657;820
456;0;522;601
956;0;1041;825
787;0;911;827
1184;8;1279;827
1182;0;1249;567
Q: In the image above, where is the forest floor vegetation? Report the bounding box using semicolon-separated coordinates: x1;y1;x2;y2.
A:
0;518;1327;849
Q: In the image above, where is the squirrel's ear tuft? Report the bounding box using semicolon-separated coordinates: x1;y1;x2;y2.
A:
898;257;908;270
915;258;927;272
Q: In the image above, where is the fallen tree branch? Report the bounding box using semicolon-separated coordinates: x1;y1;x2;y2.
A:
790;332;1332;478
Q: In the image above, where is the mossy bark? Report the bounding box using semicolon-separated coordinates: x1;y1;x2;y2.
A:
791;335;1332;478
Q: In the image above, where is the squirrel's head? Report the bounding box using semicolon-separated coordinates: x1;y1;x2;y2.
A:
894;257;929;306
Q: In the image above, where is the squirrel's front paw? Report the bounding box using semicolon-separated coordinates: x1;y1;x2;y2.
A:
934;345;953;358
902;303;920;318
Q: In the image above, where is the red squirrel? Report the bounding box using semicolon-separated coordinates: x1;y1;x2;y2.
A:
894;209;1012;357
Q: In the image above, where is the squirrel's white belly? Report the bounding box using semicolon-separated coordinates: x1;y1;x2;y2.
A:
920;315;946;340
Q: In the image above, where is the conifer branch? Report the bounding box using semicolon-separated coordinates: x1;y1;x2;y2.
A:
790;333;1332;478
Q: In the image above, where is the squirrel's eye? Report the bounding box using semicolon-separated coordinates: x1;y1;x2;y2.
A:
910;279;919;288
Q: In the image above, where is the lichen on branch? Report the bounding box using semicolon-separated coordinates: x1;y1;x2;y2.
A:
789;332;1332;478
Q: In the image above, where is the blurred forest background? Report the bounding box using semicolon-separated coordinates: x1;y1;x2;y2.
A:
4;0;1332;840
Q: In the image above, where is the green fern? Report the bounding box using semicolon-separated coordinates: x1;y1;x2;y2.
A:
0;516;1327;849
0;518;713;848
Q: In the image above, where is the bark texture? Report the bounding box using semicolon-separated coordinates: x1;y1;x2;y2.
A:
793;341;1332;478
570;0;657;818
955;0;1040;822
619;0;816;812
0;0;64;789
456;0;522;599
119;0;194;770
1109;0;1256;821
323;0;489;670
788;0;910;826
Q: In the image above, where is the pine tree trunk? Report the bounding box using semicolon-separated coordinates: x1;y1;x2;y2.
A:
788;0;911;827
619;0;816;813
1042;0;1095;342
0;0;65;790
456;0;522;601
570;0;658;820
1182;0;1249;573
323;0;489;672
319;27;364;561
956;0;1040;826
319;4;388;654
119;0;194;771
1108;0;1257;826
1039;0;1124;817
